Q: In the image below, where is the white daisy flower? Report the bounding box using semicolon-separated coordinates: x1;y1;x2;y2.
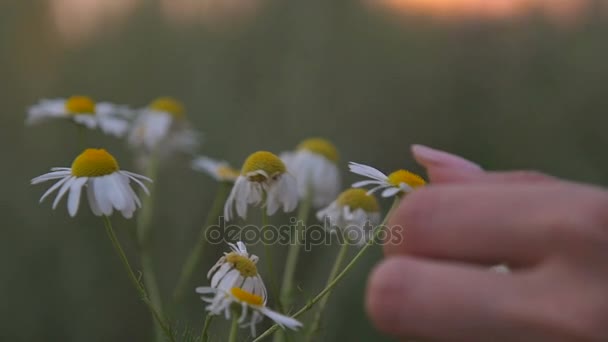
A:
26;96;131;137
191;156;240;183
127;97;201;156
31;148;151;219
224;151;298;221
207;241;267;301
349;162;426;198
281;137;341;208
317;188;381;246
196;286;302;337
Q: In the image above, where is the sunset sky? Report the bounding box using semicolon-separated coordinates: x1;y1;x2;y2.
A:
48;0;596;44
368;0;592;20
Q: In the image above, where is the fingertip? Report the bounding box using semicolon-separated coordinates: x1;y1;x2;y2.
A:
366;258;411;336
411;144;483;174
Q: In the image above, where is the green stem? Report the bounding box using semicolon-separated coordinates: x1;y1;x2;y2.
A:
228;314;239;342
262;209;281;310
200;314;214;342
172;182;231;304
135;153;164;342
279;188;312;309
252;198;402;342
306;242;350;340
101;216;174;342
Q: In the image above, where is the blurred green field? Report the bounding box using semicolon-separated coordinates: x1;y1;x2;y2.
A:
1;0;608;341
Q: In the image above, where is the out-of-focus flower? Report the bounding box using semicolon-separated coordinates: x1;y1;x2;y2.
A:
317;188;381;246
191;156;240;183
224;151;298;221
281;137;341;208
31;148;151;218
349;162;426;198
128;97;201;158
26;96;131;137
195;286;302;337
207;241;267;301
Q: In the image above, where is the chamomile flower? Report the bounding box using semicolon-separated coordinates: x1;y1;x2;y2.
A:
317;188;381;246
349;162;426;198
224;151;298;221
191;156;240;183
31;148;151;218
196;286;302;337
127;97;200;155
26;96;131;137
281;137;341;208
207;241;267;301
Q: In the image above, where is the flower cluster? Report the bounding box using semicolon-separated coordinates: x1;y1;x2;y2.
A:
27;94;429;340
199;241;302;336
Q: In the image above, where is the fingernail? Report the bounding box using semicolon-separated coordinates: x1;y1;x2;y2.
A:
411;144;482;171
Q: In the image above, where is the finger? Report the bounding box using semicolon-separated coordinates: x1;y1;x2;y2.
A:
383;182;603;265
366;256;519;342
428;167;557;184
411;144;483;173
411;144;556;185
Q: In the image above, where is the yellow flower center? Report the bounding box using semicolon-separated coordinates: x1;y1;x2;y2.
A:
241;151;286;182
217;165;240;180
225;252;258;277
336;188;380;213
65;96;95;115
297;137;339;163
387;170;426;188
230;287;264;306
149;97;185;119
71;149;120;177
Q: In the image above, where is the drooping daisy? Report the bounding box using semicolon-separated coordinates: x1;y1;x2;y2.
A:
207;241;267;301
317;188;381;246
224;151;298;221
31;148;151;218
191;156;240;183
196;286;302;337
26;96;132;137
281;137;341;208
349;162;426;198
127;97;201;156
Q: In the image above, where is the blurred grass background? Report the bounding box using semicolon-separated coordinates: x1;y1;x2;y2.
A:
2;0;608;340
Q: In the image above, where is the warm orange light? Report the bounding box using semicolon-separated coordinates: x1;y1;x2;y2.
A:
367;0;593;21
50;0;140;44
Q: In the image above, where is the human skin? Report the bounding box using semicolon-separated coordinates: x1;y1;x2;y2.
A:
365;145;608;342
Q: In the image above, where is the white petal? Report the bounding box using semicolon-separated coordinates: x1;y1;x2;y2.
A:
352;180;384;188
92;177;113;216
52;177;76;209
39;175;71;203
241;277;255;294
97;116;129;137
259;307;302;330
67;177;87;217
348;162;388;181
124;172;150;195
72;115;97;128
381;187;401;198
195;286;217;295
87;184;102;216
31;170;72;184
211;263;232;288
106;174;128;211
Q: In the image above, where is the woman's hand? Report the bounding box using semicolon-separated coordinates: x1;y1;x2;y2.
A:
366;145;608;342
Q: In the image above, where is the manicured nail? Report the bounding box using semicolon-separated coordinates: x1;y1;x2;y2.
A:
411;144;482;171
